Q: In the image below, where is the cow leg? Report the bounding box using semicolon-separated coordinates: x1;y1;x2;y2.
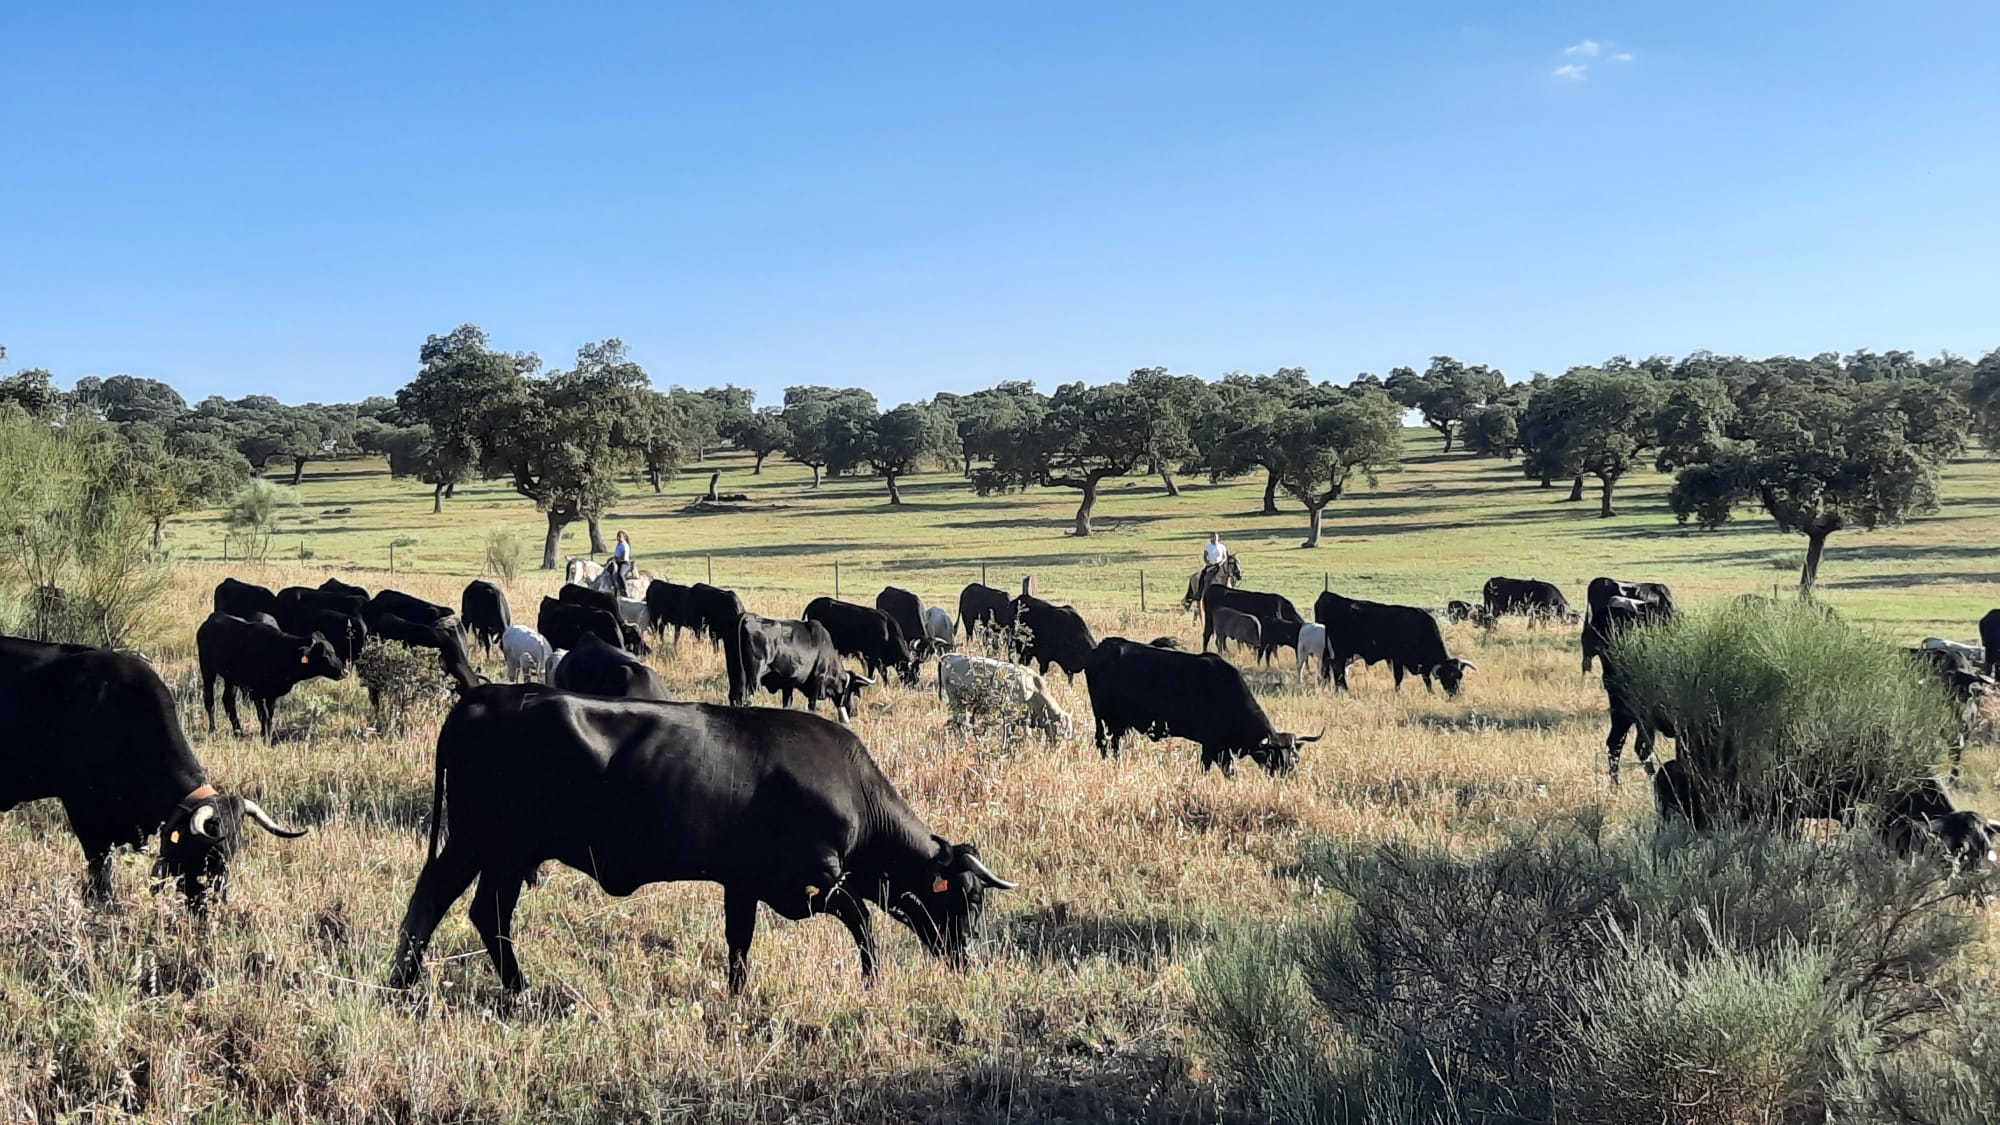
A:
387;848;481;989
1633;723;1657;776
724;885;759;995
258;697;278;743
221;682;246;737
827;893;879;984
1606;712;1634;784
467;869;528;992
1391;665;1406;692
200;670;217;732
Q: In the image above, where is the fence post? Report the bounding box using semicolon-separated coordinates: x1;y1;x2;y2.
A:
835;561;841;601
981;563;988;588
1324;571;1329;592
707;555;713;585
1140;570;1146;612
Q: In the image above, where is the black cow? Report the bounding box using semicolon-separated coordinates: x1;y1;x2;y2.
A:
805;597;919;685
275;585;366;638
645;579;700;643
1315;591;1476;696
196;613;349;742
875;587;931;660
460;580;512;657
319;577;370;600
957;583;1016;641
1582;577;1677;673
1659;765;2000;872
1085;636;1319;776
213;577;280;620
537;597;624;653
1012;595;1098;681
1599;596;1679;782
727;613;871;719
558;582;652;654
691;583;746;649
0;634;307;907
292;607;368;661
371;611;482;693
551;634;670;700
1482;577;1571;627
1445;599;1475;623
1258;617;1303;665
386;688;1016;994
1200;586;1301;652
1908;646;1996;781
1982;609;2000;678
365;589;455;631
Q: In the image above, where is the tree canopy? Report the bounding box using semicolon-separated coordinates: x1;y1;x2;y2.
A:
974;381;1151;535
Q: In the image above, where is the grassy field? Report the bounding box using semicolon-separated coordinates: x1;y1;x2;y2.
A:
1;433;1995;1121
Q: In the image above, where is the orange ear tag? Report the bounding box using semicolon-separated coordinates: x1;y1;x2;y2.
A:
300;653;310;664
169;831;180;843
932;876;950;893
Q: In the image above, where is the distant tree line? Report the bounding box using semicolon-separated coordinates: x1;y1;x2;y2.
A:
3;335;1995;587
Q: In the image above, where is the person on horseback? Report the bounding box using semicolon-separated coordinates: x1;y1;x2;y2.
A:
1204;531;1229;567
610;530;633;597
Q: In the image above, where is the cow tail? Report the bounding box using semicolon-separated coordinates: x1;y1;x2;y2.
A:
426;741;447;862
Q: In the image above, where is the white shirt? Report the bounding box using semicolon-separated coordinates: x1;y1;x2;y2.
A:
1204;541;1227;565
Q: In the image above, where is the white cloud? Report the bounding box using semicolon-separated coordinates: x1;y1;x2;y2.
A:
1610;51;1634;62
1564;39;1602;57
1553;63;1588;81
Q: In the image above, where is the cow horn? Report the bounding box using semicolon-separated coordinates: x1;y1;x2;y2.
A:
1295;728;1325;743
1458;660;1478;671
189;804;218;839
241;798;308;839
959;852;1017;891
853;674;875;686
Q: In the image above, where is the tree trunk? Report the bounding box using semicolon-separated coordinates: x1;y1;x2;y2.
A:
963;453;973;478
1434;423;1454;453
1302;504;1325;547
1566;476;1585;502
1262;468;1280;515
1538;475;1552;489
649;465;662;493
1073;477;1100;536
1800;530;1831;597
1159;468;1180;497
541;512;568;570
753;451;768;475
432;482;444;514
587;517;607;554
291;457;307;486
886;470;903;505
445;481;456;498
1598;475;1618;518
810;464;822;489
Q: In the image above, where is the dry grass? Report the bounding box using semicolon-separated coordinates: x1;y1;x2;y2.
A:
4;434;1998;1121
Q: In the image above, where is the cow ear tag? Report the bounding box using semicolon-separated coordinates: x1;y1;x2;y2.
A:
932;876;950;893
299;652;309;664
169;831;180;843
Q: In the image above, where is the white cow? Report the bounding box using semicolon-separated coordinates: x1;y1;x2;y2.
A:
1923;636;1987;667
1296;622;1327;679
499;625;555;683
923;606;957;656
937;653;1071;743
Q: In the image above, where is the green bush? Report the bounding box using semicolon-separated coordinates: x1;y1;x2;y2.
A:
354;643;454;732
484;528;523;583
223;478;294;562
1610;598;1958;824
1195;818;1988;1123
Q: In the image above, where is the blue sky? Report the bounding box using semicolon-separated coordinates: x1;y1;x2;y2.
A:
4;2;1996;407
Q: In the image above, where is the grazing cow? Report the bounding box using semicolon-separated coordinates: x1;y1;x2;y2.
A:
196;613;348;742
387;688;1016;994
1599;596;1679;782
644;579;701;643
1660;766;2000;872
214;577;280;621
1315;591;1476;696
804;597;919;686
1482;577;1571;626
1012;595;1098;681
957;583;1016;642
1183;556;1243;618
1;635;309;907
1294;622;1327;678
558;582;620;619
1209;607;1264;662
1908;645;1996;781
1085;637;1319;776
319;577;369;600
923;606;956;656
1983;610;2000;678
1149;636;1185;650
1923;636;1988;668
1200;586;1301;652
364;589;454;631
371;611;482;693
459;580;512;657
1259;617;1303;666
275;584;367;643
936;653;1070;743
1582;577;1677;673
551;634;671;700
690;583;746;649
875;587;932;660
1445;600;1475;623
499;625;556;683
537;597;624;654
560;582;649;636
727;614;871;719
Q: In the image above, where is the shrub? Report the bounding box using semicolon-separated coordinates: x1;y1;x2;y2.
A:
1609;598;1958;824
353;643;454;732
223;479;294;562
484;528;523;583
1195;817;1989;1123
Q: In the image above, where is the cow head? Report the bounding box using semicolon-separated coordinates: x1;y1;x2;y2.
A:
888;836;1017;967
302;633;348;682
620;624;652;657
833;671;873;723
1435;658;1476;697
154;791;308;910
1252;729;1321;775
1902;812;2000;872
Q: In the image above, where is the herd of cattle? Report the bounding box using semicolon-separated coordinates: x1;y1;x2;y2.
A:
3;559;1999;995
